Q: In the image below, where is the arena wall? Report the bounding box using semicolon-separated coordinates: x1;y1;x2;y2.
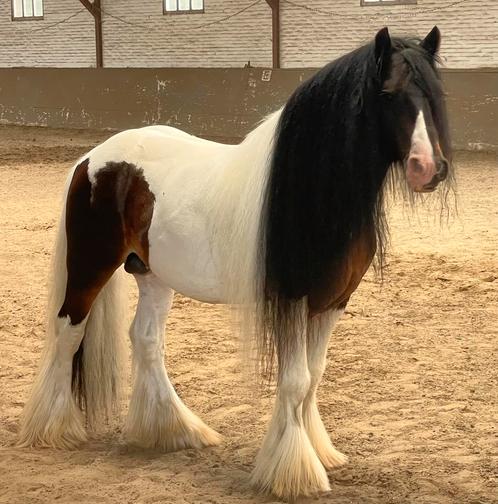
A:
0;67;496;151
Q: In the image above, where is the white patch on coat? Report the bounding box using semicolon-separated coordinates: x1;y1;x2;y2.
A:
410;109;434;158
83;111;281;305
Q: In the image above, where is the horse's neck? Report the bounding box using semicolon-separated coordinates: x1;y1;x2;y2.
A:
240;109;282;150
233;109;281;173
206;109;282;302
212;109;281;210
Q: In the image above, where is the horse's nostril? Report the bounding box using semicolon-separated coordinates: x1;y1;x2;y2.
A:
436;158;449;180
408;157;425;173
414;160;424;173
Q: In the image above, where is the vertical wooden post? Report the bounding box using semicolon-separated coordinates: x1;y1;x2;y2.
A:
79;0;103;68
93;0;103;68
272;0;280;69
265;0;280;69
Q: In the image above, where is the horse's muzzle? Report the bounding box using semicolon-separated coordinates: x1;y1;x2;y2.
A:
407;155;448;193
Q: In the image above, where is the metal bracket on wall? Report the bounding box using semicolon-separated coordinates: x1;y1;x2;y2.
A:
79;0;103;68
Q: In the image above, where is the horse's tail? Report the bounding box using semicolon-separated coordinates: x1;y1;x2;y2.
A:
71;269;128;427
46;171;128;429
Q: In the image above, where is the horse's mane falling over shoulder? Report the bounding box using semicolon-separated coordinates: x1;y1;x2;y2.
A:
251;43;386;377
264;42;388;297
254;37;451;378
214;36;452;380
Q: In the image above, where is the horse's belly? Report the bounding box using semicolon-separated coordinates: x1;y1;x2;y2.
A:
147;205;225;304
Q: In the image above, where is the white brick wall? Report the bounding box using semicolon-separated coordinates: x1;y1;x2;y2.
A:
0;0;496;68
0;0;95;67
280;0;498;69
102;0;272;67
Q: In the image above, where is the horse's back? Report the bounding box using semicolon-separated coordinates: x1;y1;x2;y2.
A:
85;125;228;179
67;125;234;304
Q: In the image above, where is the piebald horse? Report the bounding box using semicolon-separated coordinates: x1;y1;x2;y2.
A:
19;27;452;499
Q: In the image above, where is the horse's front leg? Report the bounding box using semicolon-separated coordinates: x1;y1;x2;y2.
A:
125;273;221;451
251;320;329;499
304;309;348;468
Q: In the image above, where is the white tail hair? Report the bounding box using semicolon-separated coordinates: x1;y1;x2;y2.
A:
77;268;128;427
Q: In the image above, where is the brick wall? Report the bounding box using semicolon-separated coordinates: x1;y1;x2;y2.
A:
280;0;498;69
0;1;496;68
0;0;95;67
102;0;272;68
0;0;273;68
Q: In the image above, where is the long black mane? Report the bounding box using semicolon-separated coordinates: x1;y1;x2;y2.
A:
260;36;450;375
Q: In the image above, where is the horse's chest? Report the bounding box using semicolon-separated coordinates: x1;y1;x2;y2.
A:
308;229;377;316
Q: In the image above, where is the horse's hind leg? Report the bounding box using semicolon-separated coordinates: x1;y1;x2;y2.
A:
19;159;127;448
18;259;121;449
125;273;221;451
304;309;348;468
18;312;89;448
251;315;329;499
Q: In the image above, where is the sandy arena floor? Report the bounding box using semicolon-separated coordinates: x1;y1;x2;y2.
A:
0;125;496;504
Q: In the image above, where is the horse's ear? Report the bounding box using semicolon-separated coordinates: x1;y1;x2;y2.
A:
420;26;441;57
374;27;392;81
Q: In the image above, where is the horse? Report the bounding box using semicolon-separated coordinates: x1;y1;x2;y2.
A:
18;26;452;499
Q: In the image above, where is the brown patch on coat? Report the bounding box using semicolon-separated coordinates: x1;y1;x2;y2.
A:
58;159;155;325
308;226;376;316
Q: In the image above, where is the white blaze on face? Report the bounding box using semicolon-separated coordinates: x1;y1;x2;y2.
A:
406;110;437;192
410;110;434;158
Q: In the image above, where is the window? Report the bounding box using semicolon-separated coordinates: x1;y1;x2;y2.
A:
164;0;204;14
12;0;44;20
361;0;417;5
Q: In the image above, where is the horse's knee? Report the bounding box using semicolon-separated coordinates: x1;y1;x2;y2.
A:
308;359;326;387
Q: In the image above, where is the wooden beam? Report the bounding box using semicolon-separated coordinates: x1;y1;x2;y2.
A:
79;0;103;68
265;0;280;69
93;0;103;68
271;0;280;69
79;0;94;14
